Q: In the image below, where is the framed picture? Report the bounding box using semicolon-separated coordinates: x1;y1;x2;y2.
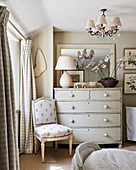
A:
67;70;84;86
124;73;136;94
124;48;136;70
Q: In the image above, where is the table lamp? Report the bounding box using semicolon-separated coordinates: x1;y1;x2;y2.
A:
55;56;77;88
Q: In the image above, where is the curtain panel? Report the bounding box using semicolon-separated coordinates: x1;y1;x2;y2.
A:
20;40;36;154
0;6;20;170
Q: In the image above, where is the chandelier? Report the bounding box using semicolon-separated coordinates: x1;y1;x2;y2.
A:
76;49;95;70
77;49;95;60
85;9;122;39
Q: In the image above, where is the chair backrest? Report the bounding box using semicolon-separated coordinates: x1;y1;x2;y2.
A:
32;97;57;127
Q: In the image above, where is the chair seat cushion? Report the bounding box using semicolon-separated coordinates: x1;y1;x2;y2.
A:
35;124;73;138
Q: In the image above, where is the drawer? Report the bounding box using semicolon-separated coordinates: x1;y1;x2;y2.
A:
90;101;121;112
55;90;89;101
56;101;121;113
57;101;89;112
58;113;120;127
91;90;121;100
73;128;120;143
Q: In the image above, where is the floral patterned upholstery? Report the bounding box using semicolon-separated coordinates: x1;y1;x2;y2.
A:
35;124;73;138
32;98;57;125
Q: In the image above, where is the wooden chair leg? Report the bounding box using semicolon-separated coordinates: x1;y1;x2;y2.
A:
69;134;73;157
34;136;37;154
41;142;45;163
55;141;58;150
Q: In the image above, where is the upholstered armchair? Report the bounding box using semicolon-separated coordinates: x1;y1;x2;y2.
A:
32;97;73;162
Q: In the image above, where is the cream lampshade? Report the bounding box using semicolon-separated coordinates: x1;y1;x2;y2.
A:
85;20;95;30
111;17;122;28
89;49;95;55
96;15;107;28
55;56;77;88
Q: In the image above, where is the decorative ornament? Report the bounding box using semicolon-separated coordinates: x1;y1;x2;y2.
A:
34;49;47;77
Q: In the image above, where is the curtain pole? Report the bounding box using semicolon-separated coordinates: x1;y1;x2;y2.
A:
8;20;26;40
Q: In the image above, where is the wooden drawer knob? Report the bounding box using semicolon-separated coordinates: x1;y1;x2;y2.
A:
70;106;75;109
104;133;108;137
104;105;108;109
104;93;108;97
70;119;75;123
104;118;108;122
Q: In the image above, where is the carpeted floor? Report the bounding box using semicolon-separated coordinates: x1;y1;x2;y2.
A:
20;147;73;170
20;142;136;170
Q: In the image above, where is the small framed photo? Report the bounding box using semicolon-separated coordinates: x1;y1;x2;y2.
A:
124;48;136;70
124;73;136;94
67;70;84;86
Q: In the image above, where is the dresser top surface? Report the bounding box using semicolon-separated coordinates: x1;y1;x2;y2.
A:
54;87;122;91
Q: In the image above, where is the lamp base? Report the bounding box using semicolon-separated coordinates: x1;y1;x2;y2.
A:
60;71;72;88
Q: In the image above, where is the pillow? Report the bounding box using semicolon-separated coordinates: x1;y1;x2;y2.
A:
72;147;95;170
80;147;95;163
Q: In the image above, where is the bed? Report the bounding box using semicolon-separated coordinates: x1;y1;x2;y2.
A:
72;142;136;170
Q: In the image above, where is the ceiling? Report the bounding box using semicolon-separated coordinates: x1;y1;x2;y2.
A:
1;0;136;37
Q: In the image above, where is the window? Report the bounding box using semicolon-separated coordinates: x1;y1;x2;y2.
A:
8;31;20;110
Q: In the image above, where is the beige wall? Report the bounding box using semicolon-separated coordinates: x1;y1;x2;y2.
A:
32;27;54;98
55;31;136;106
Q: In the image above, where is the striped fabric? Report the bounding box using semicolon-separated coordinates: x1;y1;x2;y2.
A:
0;6;20;170
20;40;36;154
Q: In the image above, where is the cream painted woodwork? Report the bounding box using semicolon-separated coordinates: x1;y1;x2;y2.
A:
58;114;120;127
32;27;54;98
55;90;89;101
57;101;121;113
91;90;121;100
73;128;120;143
54;88;122;146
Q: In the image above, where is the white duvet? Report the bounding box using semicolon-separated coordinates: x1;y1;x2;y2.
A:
84;149;136;170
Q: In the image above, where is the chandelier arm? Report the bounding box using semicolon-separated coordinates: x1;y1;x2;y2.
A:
79;56;83;60
109;33;114;37
105;30;112;37
88;30;94;35
113;29;119;34
90;32;96;36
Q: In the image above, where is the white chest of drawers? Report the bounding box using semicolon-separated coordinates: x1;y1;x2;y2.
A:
54;88;122;146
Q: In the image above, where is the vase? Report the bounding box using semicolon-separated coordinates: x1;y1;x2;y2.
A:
100;79;119;88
